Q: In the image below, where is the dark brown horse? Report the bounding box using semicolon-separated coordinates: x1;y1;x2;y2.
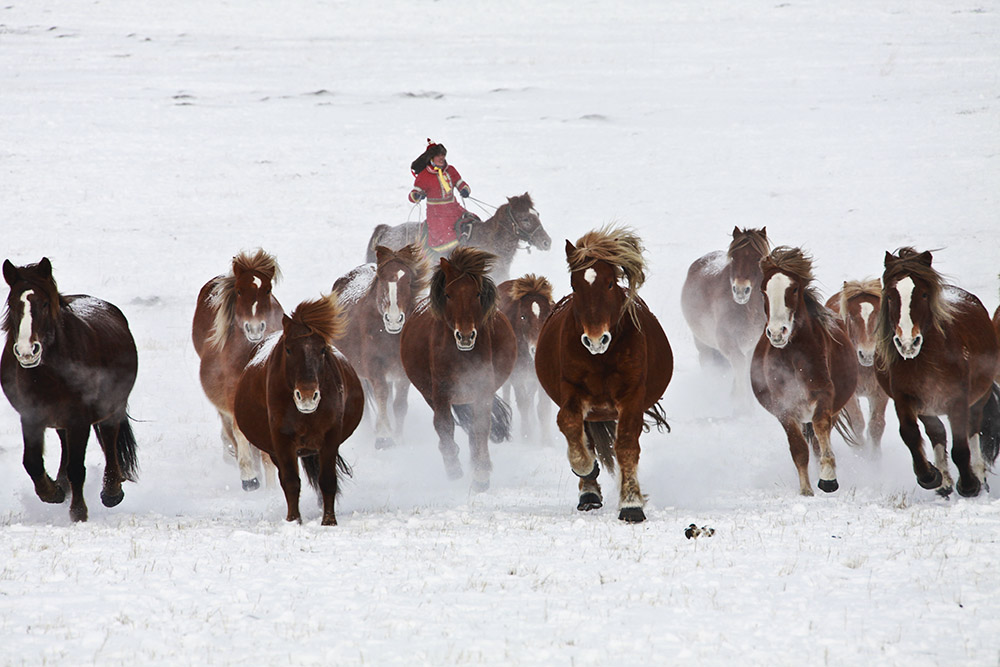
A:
192;249;284;491
497;274;555;441
365;193;551;283
1;258;138;522
681;227;770;412
875;248;1000;497
825;279;890;452
399;247;516;491
232;295;364;525
535;227;672;523
750;247;859;495
333;244;430;449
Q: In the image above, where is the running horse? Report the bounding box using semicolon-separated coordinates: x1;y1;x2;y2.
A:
192;249;284;491
535;227;672;523
365;193;551;283
681;227;770;412
750;247;859;495
233;295;365;525
399;247;516;491
825;279;890;452
875;248;1000;496
1;258;139;522
333;243;430;449
497;274;555;441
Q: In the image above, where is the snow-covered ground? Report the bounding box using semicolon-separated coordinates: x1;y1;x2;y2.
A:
2;1;999;664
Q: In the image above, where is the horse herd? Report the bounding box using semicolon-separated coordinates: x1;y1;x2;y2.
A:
3;217;1000;525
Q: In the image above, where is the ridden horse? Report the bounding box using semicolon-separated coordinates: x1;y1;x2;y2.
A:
535;227;672;523
1;258;138;522
232;295;364;525
333;243;430;449
750;247;859;496
399;247;516;491
497;274;555;441
825;279;890;452
191;249;284;491
365;193;551;283
875;248;1000;497
681;227;770;412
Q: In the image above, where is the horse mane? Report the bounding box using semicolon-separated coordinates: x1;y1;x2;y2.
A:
429;246;498;322
2;260;64;335
507;192;535;214
838;278;881;317
289;294;346;344
376;244;431;295
208;249;281;349
876;247;957;366
727;227;770;260
760;246;837;334
507;273;553;303
567;225;646;326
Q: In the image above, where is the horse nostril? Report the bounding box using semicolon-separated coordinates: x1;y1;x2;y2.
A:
913;334;922;347
294;389;302;401
581;335;592;348
31;342;41;355
600;333;611;347
312;391;320;402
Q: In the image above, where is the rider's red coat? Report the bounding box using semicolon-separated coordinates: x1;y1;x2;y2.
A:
409;163;470;251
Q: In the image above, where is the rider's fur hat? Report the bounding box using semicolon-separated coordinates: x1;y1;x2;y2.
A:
411;139;447;174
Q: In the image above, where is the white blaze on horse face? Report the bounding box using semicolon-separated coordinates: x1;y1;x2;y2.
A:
14;290;42;368
764;273;794;349
857;301;877;366
531;301;541;318
584;268;597;285
893;277;922;359
250;276;262;317
383;278;404;334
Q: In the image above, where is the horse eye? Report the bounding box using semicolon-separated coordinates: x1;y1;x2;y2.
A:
607;281;614;290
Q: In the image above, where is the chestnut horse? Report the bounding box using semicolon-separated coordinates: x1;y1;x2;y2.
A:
875;248;1000;496
399;247;516;491
232;295;364;525
365;193;551;283
825;279;890;452
681;227;770;412
1;258;138;522
535;227;672;523
192;249;283;491
497;274;555;441
750;247;859;495
333;243;430;449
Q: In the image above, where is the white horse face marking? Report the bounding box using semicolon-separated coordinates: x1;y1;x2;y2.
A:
13;290;42;368
584;268;597;285
856;302;876;366
764;273;794;348
892;277;922;359
383;278;405;334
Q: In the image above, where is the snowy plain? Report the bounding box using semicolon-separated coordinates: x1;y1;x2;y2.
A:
2;1;1000;664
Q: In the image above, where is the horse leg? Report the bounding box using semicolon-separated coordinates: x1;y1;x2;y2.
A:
514;381;533;441
468;399;494;492
64;423;91;522
918;415;951;495
231;427;261;491
615;412;646;523
261;449;278;489
55;428;71;495
432;399;463;480
318;448;341;526
219;412;238;460
392;380;410;445
811;411;839;493
899;410;942;490
952;402;982;498
719;340;751;414
557;403;601;510
842;395;867;450
867;391;888;452
536;384;551;444
779;417;813;496
21;421;65;504
93;421;125;508
272;447;302;523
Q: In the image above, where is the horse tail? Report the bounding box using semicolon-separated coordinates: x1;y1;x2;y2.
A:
365;225;390;264
833;408;864;448
453;395;512;443
116;416;139;482
978;382;1000;467
301;454;322;494
642;401;671;433
584;421;617;474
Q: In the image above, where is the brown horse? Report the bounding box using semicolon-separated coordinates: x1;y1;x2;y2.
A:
365;193;551;283
750;247;859;495
875;248;1000;497
825;279;890;452
681;227;770;412
1;258;138;522
333;243;430;449
192;249;284;491
399;247;516;491
232;295;364;525
535;227;672;523
497;274;555;441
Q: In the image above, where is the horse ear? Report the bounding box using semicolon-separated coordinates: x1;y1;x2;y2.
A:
282;314;292;330
883;251;895;267
732;226;740;238
375;245;391;265
917;250;933;266
39;257;52;279
761;226;767;237
2;260;18;287
564;240;575;261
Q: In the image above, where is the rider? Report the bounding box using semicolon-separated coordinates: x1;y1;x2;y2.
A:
408;140;473;255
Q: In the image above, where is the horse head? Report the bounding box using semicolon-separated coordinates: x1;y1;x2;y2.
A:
507;193;551;251
879;249;954;362
279;295;345;414
232;263;279;344
504;274;554;360
374;244;429;335
430;247;497;352
728;226;769;305
2;258;60;369
838;279;881;367
760;247;819;349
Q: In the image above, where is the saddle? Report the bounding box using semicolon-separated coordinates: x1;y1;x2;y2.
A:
454;211;482;243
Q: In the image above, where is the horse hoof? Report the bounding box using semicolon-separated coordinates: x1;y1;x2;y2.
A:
577;492;603;511
321;514;338;526
38;486;66;504
956;477;982;498
101;488;125;508
242;477;260;492
70;505;88;523
471;479;490;493
917;467;943;490
817;478;839;494
618;507;646;523
375;437;397;450
936;485;954;498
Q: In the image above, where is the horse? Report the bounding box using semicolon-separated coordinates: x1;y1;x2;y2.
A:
365;193;551;283
232;295;365;525
332;243;430;449
681;227;770;412
399;247;516;491
191;249;284;491
1;258;138;522
534;226;673;523
825;279;890;452
497;274;555;441
750;247;859;496
875;248;1000;497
